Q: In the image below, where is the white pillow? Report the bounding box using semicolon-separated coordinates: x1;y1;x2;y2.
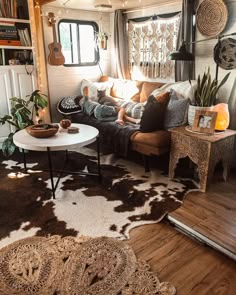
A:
151;80;197;102
80;79;113;101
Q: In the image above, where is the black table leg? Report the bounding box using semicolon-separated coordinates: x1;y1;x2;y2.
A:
97;136;101;182
47;147;55;199
23;149;27;173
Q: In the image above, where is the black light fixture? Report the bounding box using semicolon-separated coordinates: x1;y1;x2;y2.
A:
169;41;194;61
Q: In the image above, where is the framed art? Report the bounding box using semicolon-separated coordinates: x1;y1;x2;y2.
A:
192;110;218;134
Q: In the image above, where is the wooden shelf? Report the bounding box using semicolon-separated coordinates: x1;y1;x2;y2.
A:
0;46;32;50
0;17;30;24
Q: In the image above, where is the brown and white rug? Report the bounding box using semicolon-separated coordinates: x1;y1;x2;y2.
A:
0;148;196;248
0;235;176;295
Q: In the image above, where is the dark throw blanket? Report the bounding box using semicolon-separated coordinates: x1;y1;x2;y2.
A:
72;113;140;157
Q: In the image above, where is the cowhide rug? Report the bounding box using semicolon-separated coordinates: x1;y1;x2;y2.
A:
0;147;196;248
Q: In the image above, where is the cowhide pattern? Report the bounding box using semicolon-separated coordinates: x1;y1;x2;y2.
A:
0;147;196;248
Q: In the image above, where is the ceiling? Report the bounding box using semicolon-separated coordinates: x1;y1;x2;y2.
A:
44;0;175;12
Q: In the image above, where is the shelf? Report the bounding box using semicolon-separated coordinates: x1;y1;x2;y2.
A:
0;17;30;24
0;46;32;50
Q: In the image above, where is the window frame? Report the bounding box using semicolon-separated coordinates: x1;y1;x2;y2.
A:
58;19;100;67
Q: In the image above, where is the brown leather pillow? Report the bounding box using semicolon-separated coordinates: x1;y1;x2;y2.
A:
140;82;165;103
140;92;170;133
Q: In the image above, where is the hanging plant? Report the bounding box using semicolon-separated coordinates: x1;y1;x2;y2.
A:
96;31;108;50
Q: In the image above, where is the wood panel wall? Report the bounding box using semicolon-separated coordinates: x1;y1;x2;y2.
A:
42;6;111;121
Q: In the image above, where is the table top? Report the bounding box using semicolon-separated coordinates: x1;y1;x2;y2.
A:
13;123;99;151
170;126;236;143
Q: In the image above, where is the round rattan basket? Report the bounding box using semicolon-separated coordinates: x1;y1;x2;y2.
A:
196;0;228;37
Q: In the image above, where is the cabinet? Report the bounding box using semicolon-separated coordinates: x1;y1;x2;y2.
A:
0;0;36;146
0;0;33;66
0;65;36;145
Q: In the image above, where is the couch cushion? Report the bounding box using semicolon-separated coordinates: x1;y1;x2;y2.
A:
139;92;170;133
140;81;164;103
131;130;170;148
164;89;190;129
110;79;142;101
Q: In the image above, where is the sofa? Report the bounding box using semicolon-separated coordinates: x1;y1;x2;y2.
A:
58;76;193;171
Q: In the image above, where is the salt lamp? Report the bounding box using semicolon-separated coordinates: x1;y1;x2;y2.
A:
213;103;230;131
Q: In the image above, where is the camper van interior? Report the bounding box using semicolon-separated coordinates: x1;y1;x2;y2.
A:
0;0;236;294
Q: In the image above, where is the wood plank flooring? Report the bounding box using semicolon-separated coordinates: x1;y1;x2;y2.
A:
127;222;236;295
169;171;236;257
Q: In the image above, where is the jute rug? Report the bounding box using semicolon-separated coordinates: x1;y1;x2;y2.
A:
0;235;176;295
0;148;196;248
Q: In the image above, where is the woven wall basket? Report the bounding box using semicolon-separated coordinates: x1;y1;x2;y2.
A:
214;38;236;70
196;0;228;37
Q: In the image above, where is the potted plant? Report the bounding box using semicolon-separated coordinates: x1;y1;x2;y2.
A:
188;68;230;126
0;90;48;158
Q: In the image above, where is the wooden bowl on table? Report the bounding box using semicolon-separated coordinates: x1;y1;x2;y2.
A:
26;124;59;138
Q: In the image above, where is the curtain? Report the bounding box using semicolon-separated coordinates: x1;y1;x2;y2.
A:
114;10;130;79
128;14;180;80
175;0;195;81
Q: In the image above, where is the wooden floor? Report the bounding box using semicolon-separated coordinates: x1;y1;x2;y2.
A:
127;222;236;295
127;170;236;294
169;170;236;258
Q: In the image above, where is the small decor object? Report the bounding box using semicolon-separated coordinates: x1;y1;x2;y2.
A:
60;119;71;129
67;126;79;133
26;124;59;138
214;37;236;70
192;110;217;134
196;0;228;37
213;103;230;131
188;68;230;126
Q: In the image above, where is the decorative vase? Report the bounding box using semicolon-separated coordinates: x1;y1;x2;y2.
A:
188;105;213;126
60;119;71;129
213;103;230;131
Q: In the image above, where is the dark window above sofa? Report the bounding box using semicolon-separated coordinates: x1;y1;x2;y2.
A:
58;19;99;67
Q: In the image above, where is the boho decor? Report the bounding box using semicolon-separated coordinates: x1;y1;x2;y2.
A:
26;124;59;138
214;37;236;70
128;13;181;79
213;103;230;131
0;235;176;295
196;0;228;37
192;110;218;135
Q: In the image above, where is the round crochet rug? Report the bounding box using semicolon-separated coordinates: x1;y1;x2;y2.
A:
0;236;176;295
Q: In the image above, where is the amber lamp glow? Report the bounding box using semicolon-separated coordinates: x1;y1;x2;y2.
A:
213;103;230;131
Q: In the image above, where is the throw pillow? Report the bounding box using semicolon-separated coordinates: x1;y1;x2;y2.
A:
80;79;113;101
164;89;190;129
140;92;170;133
118;101;145;119
57;96;82;115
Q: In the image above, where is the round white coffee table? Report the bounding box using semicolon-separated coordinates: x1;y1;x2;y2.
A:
13;124;100;199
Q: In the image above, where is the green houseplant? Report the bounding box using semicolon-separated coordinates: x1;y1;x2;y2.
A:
0;90;48;157
188;68;230;125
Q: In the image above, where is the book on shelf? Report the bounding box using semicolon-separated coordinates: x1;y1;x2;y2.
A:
17;27;31;46
0;0;18;18
0;39;21;45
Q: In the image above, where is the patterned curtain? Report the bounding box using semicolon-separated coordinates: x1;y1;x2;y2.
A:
128;14;180;80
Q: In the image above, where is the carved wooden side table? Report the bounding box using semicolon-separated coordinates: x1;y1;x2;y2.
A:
168;126;236;192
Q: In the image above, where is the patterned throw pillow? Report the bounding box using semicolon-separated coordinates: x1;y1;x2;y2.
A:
140;92;170;133
57;96;82;115
118;101;145;119
80;79;113;101
164;89;190;129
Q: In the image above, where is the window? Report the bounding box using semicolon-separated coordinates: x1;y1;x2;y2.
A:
128;13;181;80
58;20;99;66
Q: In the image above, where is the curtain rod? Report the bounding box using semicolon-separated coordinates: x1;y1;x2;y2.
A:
123;0;181;14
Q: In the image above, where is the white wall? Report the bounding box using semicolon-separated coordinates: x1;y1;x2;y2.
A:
195;0;236;104
42;7;112;121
